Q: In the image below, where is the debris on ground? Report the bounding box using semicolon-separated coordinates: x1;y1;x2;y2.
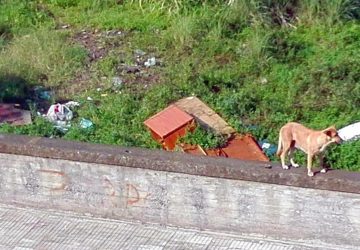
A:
144;57;156;67
134;49;146;57
144;105;196;150
45;101;79;132
112;76;123;90
338;122;360;141
80;118;94;129
34;86;53;101
144;96;269;162
180;134;269;162
258;139;278;156
173;96;235;135
0;103;32;126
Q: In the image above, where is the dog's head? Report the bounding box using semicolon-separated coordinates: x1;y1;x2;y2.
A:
323;125;342;144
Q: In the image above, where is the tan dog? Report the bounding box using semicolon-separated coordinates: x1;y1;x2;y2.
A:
276;122;342;177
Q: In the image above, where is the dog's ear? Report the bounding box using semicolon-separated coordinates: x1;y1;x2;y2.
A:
323;126;337;137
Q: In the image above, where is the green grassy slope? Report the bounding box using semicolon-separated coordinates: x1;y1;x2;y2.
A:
1;0;359;170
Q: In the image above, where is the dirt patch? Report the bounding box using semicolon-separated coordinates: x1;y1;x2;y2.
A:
57;28;163;97
73;29;125;62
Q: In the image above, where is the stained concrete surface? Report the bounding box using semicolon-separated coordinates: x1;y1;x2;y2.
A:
1;134;360;194
1;153;360;249
0;203;346;250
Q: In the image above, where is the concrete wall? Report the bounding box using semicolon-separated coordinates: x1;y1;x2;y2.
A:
1;134;360;248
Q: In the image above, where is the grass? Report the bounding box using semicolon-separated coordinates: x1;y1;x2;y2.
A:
0;0;359;170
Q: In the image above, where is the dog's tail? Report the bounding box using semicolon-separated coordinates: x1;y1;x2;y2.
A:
276;131;282;157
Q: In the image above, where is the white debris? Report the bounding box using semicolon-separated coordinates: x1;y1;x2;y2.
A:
338;122;360;141
144;57;156;67
45;101;79;132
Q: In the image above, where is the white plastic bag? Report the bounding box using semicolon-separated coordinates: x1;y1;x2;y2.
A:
338;122;360;141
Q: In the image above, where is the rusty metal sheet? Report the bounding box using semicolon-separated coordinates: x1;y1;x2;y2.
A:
220;134;269;162
182;134;269;162
174;96;235;135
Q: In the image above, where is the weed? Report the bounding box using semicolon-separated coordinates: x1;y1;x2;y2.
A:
180;126;227;149
0;0;359;170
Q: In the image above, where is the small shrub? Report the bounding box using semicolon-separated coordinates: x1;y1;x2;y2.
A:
326;140;360;171
0;116;58;138
180;126;227;149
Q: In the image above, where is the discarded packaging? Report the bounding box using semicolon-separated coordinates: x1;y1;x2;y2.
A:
46;103;73;122
34;86;52;100
338;122;360;141
259;140;277;156
80;118;94;129
134;49;146;57
112;77;123;89
45;101;79;131
144;57;156;67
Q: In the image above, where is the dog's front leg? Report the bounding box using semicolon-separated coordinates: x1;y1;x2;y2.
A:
307;154;314;177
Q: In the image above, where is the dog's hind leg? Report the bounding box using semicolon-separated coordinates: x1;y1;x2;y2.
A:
307;154;314;177
280;142;291;170
319;154;327;173
288;148;299;168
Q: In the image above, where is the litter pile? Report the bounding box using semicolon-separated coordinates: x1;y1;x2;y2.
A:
0;84;93;133
45;101;80;132
144;96;269;162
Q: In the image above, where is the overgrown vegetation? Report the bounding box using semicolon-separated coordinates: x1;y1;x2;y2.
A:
0;0;359;170
180;127;228;149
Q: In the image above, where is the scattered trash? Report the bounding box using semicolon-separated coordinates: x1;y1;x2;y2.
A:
112;77;123;89
144;57;156;67
96;88;102;92
264;164;272;169
46;104;73;122
64;101;80;108
45;101;79;132
260;77;268;84
60;24;70;29
87;97;93;101
0;103;32;126
105;30;123;36
53;122;71;133
259;140;278;156
338;122;360;141
34;86;53;101
80;118;94;129
134;49;146;57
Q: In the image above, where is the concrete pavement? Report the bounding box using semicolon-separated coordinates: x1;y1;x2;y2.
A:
0;204;350;250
